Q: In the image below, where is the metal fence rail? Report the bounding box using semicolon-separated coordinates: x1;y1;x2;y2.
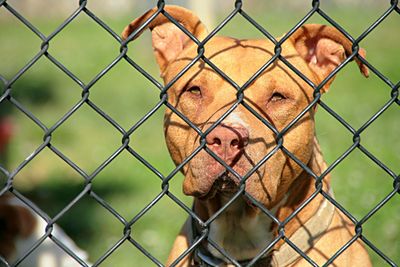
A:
0;0;399;266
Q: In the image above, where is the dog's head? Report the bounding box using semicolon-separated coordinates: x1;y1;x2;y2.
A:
0;194;37;260
122;6;368;208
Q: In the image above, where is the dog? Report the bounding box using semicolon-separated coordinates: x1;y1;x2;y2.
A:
0;119;89;267
0;192;90;267
122;5;372;267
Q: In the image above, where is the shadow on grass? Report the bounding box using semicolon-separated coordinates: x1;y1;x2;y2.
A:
19;177;134;248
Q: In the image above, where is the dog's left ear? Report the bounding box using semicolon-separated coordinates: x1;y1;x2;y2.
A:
122;5;208;77
290;24;369;92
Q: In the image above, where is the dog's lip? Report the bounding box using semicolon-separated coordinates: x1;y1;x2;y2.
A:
215;172;239;192
198;172;259;211
198;171;239;200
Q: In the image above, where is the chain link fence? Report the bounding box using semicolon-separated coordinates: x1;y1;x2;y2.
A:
0;0;399;266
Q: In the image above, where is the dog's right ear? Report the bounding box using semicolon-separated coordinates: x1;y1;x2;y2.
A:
290;24;369;92
122;5;208;76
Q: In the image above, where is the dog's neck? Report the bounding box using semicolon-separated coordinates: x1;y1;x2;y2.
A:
193;137;333;264
275;136;331;240
205;194;285;261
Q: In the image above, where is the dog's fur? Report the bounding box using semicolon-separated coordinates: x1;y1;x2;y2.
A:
122;6;372;266
0;194;90;266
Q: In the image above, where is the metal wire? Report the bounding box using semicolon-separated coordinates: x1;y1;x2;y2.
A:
0;0;398;266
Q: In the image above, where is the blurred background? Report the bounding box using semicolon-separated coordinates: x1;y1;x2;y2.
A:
0;0;399;266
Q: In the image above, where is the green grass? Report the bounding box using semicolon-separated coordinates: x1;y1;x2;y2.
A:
0;4;399;266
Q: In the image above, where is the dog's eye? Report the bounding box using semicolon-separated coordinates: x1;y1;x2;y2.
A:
186;86;201;96
270;92;286;102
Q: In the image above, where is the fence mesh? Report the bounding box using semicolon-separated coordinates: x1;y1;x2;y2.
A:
0;0;399;266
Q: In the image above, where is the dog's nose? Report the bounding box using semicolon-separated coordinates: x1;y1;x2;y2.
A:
206;125;249;165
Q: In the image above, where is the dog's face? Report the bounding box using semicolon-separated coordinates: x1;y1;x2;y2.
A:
123;6;368;209
162;38;317;208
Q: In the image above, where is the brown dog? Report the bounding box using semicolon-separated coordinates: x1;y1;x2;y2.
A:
0;193;90;267
122;6;372;267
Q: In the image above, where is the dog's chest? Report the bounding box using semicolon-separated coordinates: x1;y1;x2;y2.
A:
207;196;275;261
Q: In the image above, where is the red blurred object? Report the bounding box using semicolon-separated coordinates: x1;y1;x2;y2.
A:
0;117;13;153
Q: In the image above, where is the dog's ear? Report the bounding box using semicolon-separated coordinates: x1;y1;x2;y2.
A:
0;203;36;238
0;202;37;258
122;5;208;76
290;24;369;92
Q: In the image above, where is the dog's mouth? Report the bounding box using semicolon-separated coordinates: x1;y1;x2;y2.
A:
199;171;239;200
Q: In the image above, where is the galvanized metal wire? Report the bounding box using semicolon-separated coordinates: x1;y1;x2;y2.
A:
0;0;399;266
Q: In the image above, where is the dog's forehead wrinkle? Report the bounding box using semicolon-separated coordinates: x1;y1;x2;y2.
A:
205;36;274;56
202;38;275;86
